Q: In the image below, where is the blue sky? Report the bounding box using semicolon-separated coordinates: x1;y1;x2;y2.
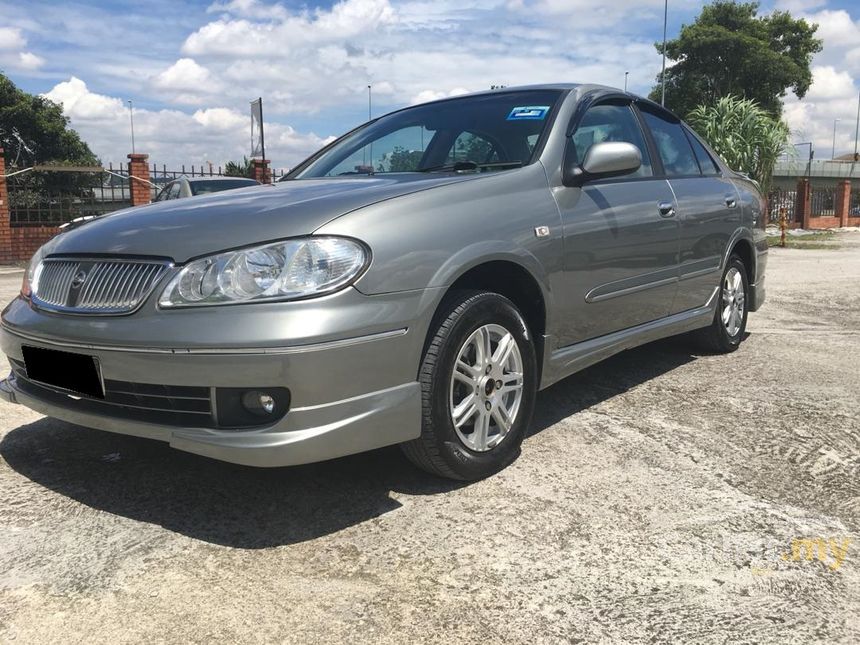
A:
1;0;858;168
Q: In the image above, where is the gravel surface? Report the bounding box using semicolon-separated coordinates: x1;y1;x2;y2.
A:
1;234;859;644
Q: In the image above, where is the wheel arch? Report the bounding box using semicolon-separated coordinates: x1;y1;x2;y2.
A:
727;234;756;287
425;258;550;381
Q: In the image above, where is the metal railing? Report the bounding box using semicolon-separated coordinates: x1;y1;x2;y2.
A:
767;189;798;223
810;186;836;217
149;164;286;185
851;189;860;217
6;162;287;226
7;162;132;227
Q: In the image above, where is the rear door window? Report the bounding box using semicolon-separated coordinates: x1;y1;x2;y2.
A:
639;108;701;177
685;130;722;176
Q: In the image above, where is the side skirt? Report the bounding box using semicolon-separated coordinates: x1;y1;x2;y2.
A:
539;288;718;390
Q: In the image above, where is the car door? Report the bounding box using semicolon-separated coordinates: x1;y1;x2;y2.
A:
638;106;742;313
552;100;680;346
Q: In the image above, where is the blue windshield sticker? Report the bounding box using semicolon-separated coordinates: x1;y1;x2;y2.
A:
507;106;550;121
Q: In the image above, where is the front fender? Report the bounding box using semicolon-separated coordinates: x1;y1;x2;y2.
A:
315;165;564;297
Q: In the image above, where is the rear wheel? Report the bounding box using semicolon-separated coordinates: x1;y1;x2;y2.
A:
692;254;749;353
401;291;537;480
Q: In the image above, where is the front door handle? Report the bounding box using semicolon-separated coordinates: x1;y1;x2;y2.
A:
658;201;676;218
725;195;738;209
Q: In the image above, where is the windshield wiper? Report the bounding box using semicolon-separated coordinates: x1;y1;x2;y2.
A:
419;160;523;173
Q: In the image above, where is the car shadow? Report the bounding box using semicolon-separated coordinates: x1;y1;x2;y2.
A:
0;338;698;549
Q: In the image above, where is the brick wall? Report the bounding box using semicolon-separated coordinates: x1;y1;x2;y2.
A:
252;158;271;184
10;226;61;263
128;153;151;207
0;147;12;264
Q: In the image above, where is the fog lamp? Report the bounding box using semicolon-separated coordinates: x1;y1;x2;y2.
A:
242;391;276;416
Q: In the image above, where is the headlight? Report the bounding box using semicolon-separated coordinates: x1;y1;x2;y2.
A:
158;237;369;308
21;236;60;298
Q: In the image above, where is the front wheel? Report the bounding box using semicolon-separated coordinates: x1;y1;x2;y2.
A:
401;291;537;480
692;254;749;353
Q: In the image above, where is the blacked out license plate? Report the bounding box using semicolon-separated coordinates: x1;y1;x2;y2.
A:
21;346;105;399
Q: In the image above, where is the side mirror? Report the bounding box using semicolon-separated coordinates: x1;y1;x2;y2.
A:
564;141;642;186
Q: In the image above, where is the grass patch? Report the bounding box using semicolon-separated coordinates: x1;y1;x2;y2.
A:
766;231;839;249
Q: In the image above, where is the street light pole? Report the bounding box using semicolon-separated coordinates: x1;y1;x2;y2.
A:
854;89;860;159
661;0;668;106
832;119;840;159
624;71;629;92
368;85;372;121
127;99;136;154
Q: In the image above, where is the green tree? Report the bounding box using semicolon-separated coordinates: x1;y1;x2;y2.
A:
224;156;253;177
0;72;97;168
688;95;789;193
378;146;424;172
652;1;822;118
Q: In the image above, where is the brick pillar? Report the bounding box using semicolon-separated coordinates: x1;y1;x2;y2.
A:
0;148;12;264
128;153;151;207
796;178;811;229
252;158;271;184
835;179;851;228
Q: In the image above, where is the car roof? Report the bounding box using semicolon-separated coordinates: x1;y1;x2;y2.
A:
391;83;684;123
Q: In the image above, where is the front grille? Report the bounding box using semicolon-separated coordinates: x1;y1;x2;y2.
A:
32;258;170;314
10;359;216;428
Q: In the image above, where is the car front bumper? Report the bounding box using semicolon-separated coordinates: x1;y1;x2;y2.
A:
0;287;439;467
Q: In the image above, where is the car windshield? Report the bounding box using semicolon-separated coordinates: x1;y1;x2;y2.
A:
291;90;564;179
190;179;257;195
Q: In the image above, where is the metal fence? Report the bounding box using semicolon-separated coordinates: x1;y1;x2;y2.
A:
851;189;860;217
7;162;287;226
767;188;797;223
8;163;132;227
810;185;836;217
150;164;286;186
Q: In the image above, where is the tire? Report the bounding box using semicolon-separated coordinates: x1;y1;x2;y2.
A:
401;290;538;480
691;254;749;354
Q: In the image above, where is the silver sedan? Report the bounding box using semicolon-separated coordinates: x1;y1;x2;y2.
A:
0;84;767;480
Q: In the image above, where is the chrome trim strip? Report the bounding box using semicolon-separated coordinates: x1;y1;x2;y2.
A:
1;324;408;356
585;276;678;304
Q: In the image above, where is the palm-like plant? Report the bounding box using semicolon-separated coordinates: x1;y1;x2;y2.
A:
224;156;253;178
688;96;790;194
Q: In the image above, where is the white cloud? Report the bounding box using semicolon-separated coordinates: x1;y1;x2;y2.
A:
775;0;828;11
0;26;45;70
44;77;126;121
192;107;246;130
781;7;860;158
16;51;45;70
151;58;223;105
7;0;858;165
0;27;27;50
410;87;470;105
43;77;330;170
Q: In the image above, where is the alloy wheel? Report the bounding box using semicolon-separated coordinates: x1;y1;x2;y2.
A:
449;323;524;452
721;267;746;337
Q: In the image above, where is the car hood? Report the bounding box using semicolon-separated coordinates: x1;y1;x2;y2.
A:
50;175;476;263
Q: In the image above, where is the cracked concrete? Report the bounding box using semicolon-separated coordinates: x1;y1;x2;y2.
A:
0;232;858;644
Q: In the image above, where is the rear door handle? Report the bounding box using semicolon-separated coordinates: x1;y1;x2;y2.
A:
725;195;738;209
658;201;676;218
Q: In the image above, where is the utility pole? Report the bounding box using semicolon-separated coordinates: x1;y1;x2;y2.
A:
832;119;840;159
854;89;860;159
127;100;136;154
661;0;668;106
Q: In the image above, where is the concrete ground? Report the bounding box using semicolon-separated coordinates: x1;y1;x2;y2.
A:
0;234;858;644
